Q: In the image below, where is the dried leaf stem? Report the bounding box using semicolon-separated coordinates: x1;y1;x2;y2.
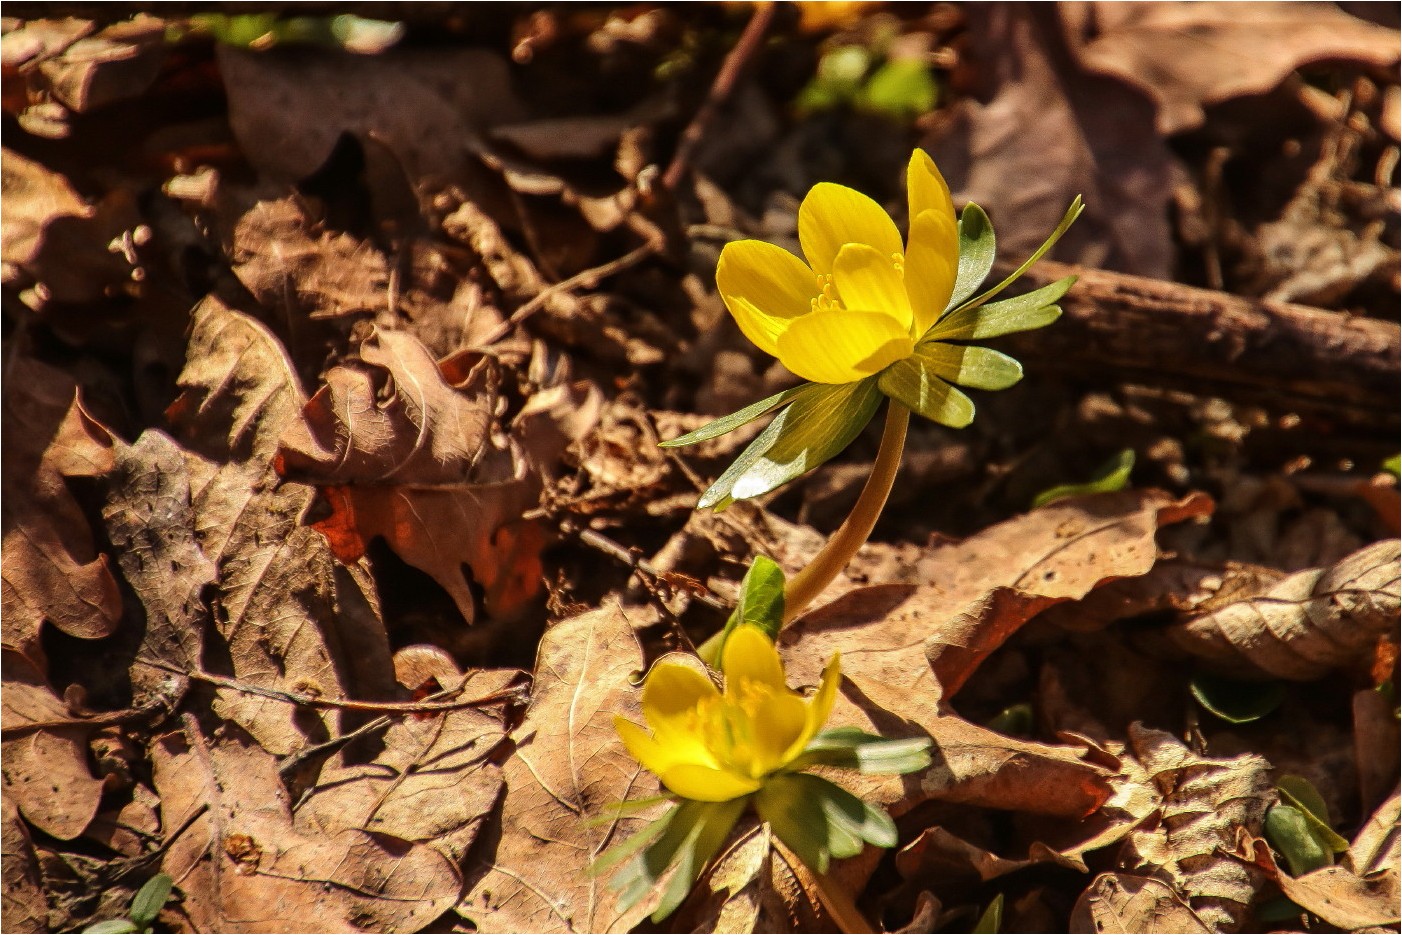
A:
774;838;873;934
782;400;909;622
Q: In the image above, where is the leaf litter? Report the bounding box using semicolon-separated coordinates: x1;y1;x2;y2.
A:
1;6;1397;934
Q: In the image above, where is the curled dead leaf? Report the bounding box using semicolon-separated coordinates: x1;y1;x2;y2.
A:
1166;539;1400;680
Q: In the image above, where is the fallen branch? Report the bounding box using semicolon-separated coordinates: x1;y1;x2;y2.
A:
1007;261;1400;423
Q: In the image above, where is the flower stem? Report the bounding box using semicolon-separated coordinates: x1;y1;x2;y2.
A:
782;399;909;623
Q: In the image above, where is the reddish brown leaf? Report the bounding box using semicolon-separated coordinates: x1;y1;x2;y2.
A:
1;796;46;933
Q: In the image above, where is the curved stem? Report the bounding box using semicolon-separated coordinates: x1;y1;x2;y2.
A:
773;839;873;934
782;400;909;622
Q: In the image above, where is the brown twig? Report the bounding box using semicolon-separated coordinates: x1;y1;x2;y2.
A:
138;658;526;714
474;239;660;348
662;1;776;191
1;699;170;737
570;523;732;616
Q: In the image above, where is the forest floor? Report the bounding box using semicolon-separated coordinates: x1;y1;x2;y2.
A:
2;4;1399;933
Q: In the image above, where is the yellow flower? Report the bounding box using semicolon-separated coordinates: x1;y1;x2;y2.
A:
614;625;840;802
716;149;958;385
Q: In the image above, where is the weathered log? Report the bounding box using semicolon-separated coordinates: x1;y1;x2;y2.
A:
1006;261;1400;425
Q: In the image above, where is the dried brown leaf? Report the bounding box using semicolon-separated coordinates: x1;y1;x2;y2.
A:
1080;724;1274;932
1166;539;1400;680
296;671;512;864
0;651;105;840
1;358;119;667
673;821;830;935
278;331;543;623
218;46;526;186
0;149;140;304
1069;2;1401;135
1353;689;1400;815
99;430;215;708
169;297;396;754
1070;874;1213;934
155;722;460;933
896;825;1087;887
1;796;46;933
923;4;1176;277
458;606;661;933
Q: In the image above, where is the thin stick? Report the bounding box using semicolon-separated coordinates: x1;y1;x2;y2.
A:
782;400;909;622
474;240;659;348
662;1;776;191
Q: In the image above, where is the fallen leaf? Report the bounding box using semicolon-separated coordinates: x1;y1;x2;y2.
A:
673;821;830;934
99;430;216;709
1070;874;1213;934
1353;689;1401;820
896;825;1087;887
154;721;460;933
218;45;526;186
1165;539;1401;680
0;148;141;306
923;4;1176;277
457;605;662;933
1069;2;1402;135
1079;724;1274;933
277;330;543;623
296;671;513;864
0;651;105;840
31;16;166;113
1;357;119;668
1;796;47;933
168;296;397;754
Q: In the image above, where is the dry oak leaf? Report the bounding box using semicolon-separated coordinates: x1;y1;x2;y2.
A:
154;722;459;934
295;670;514;865
1;356;119;668
923;3;1176;278
1165;538;1400;681
277;330;543;623
99;429;215;710
1072;724;1274;933
1068;2;1402;135
169;297;396;755
218;45;526;187
777;490;1212;817
458;605;663;934
0;650;106;841
0;148;141;304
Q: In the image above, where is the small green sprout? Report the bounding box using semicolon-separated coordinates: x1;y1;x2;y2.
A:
82;873;173;934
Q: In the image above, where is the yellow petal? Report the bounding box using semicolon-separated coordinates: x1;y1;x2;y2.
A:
832;243;913;334
905;209;958;335
750;691;810;773
798;182;903;276
907;149;955;225
783;653;842;764
641;662;722;768
615;716;692;776
717;240;819;357
721;625;787;694
658;763;764;802
775;308;914;384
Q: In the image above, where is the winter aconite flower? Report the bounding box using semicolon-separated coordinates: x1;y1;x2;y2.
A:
614;625;839;802
600;621;930;921
664;149;1082;510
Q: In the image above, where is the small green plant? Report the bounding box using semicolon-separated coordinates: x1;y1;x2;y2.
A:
82;873;173;934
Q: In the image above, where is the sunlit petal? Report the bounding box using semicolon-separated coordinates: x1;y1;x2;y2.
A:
776;309;914;384
798;182;903;275
782;653;842;763
905;209;958;335
906;149;955;226
615;717;692;776
751;692;810;773
832;243;912;334
717;240;820;357
658;763;764;802
722;626;787;694
641;662;720;753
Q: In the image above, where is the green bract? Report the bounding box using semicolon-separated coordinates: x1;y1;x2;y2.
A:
664;196;1083;510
